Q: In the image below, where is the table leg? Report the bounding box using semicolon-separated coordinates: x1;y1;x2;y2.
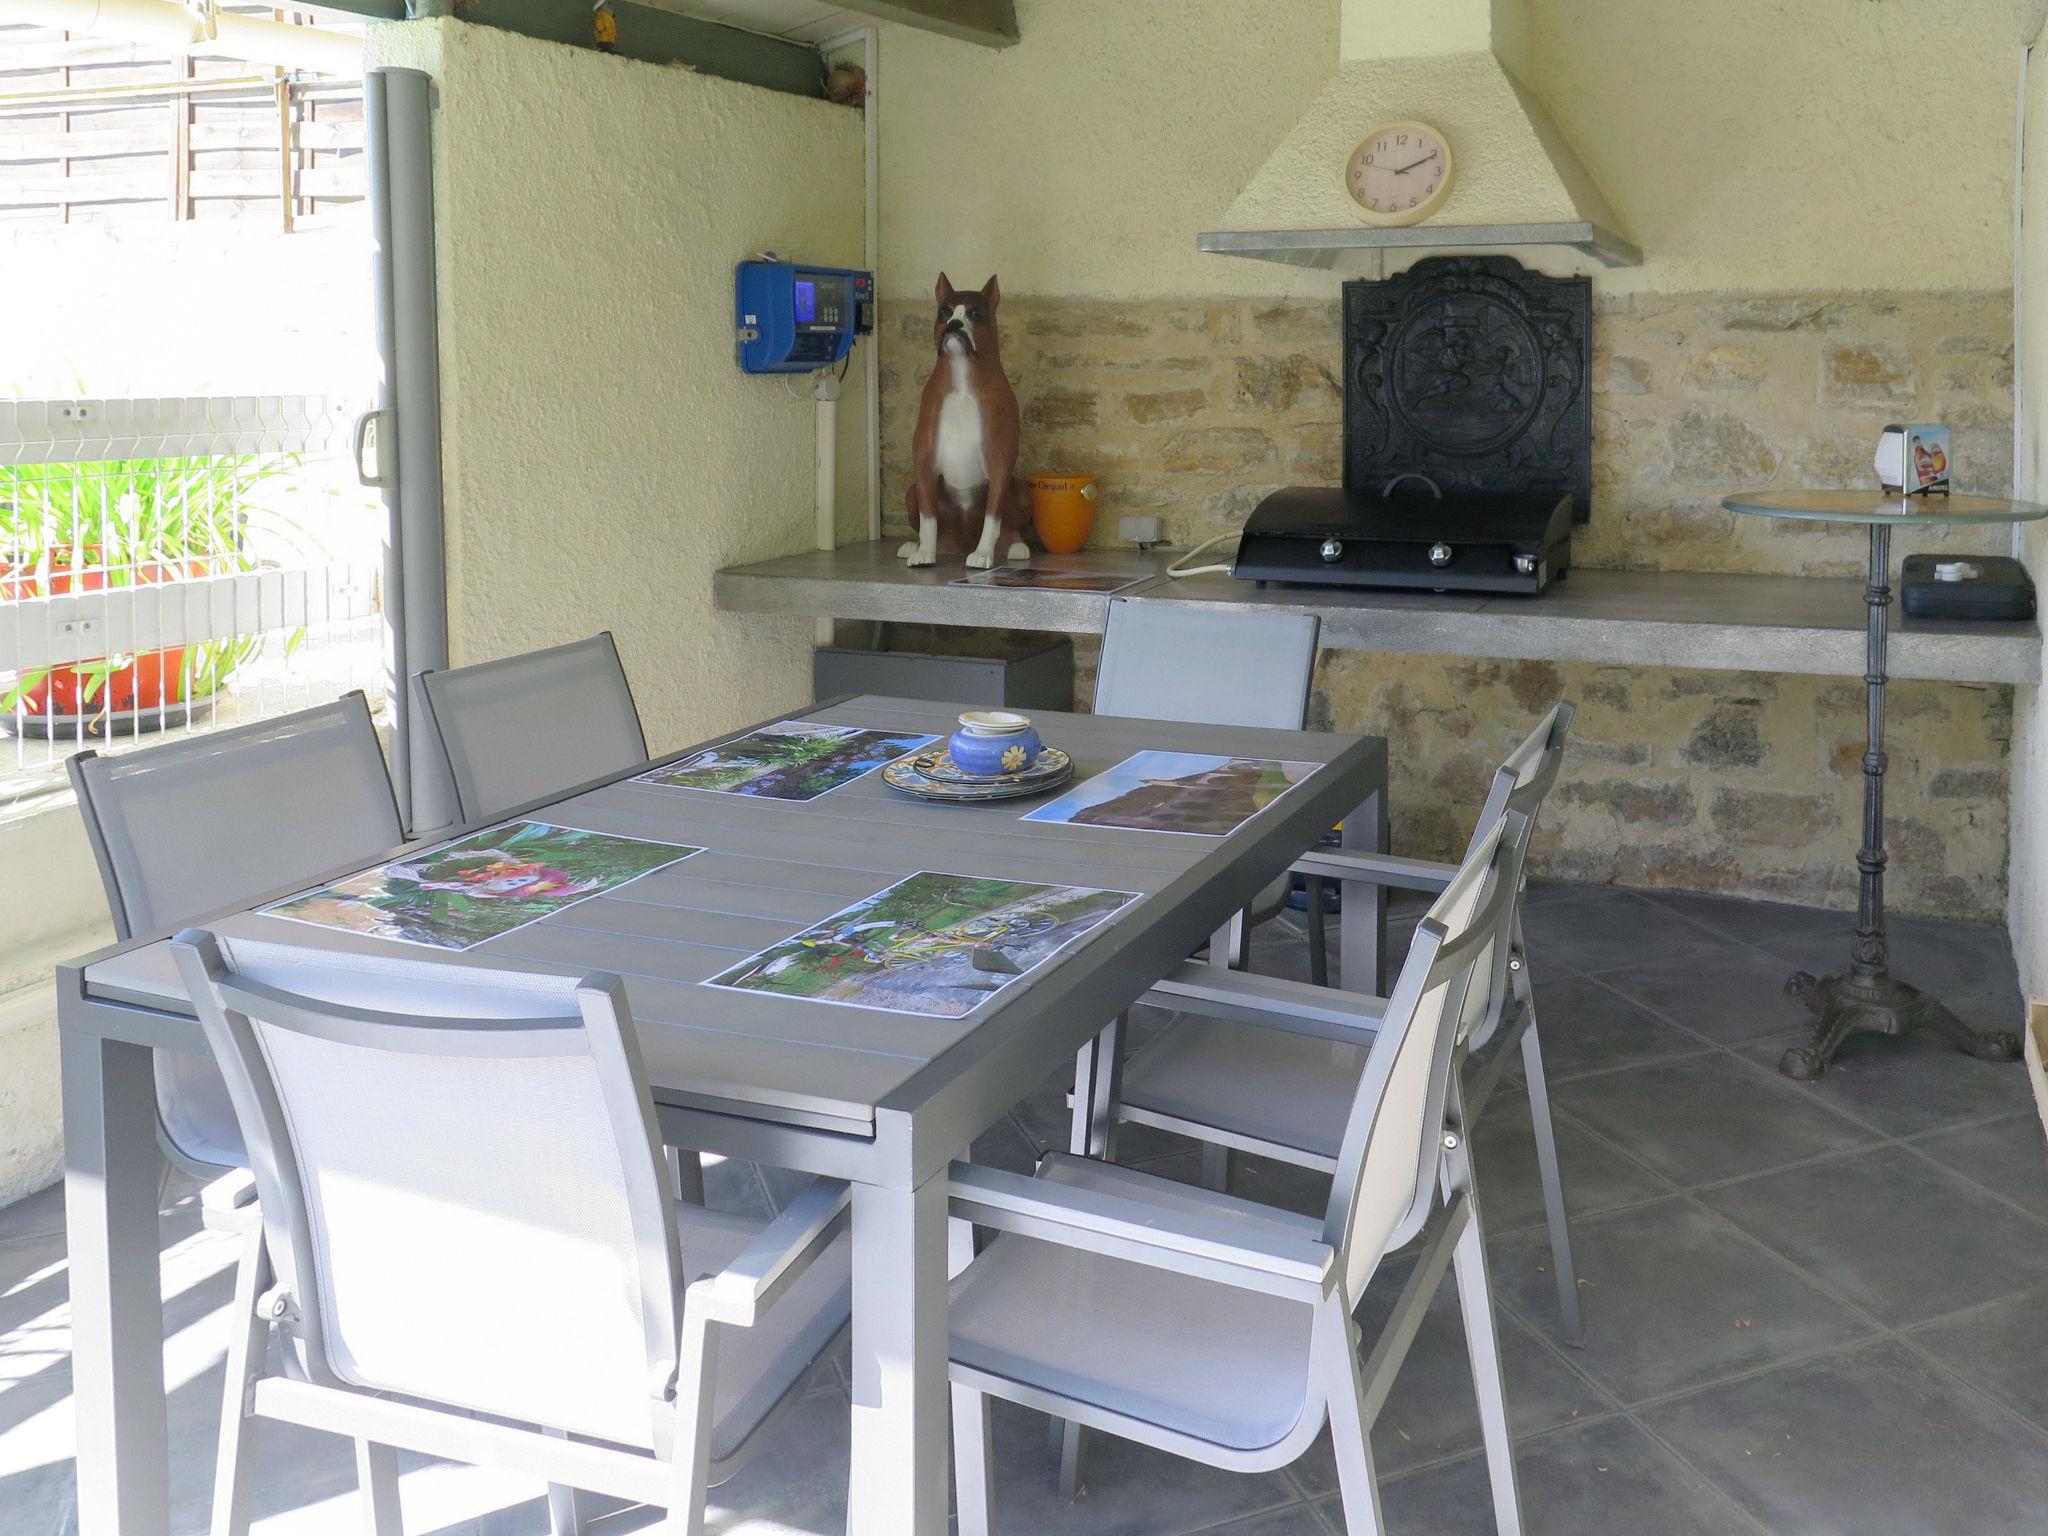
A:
1069;1011;1125;1160
847;1174;950;1536
1341;785;1390;996
1780;522;2021;1079
62;1027;169;1536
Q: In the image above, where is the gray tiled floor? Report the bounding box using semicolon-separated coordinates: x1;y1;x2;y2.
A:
4;882;2047;1535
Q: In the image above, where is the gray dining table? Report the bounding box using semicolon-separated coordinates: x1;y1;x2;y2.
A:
56;694;1389;1536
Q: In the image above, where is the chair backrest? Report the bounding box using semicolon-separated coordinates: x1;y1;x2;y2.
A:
418;634;648;824
1452;699;1574;1041
1322;808;1525;1299
1093;599;1320;730
67;692;406;1172
169;932;684;1451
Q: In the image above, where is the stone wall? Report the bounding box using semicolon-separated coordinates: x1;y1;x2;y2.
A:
877;289;2017;919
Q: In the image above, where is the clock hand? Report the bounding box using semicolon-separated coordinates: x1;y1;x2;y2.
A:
1391;150;1440;175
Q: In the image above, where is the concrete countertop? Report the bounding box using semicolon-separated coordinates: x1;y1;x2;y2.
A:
713;541;2042;687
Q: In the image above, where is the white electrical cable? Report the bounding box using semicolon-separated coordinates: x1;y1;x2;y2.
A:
1166;531;1240;578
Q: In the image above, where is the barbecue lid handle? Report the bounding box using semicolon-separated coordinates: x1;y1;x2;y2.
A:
1382;472;1443;501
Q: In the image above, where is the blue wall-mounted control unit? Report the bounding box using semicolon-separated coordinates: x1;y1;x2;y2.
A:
736;259;875;374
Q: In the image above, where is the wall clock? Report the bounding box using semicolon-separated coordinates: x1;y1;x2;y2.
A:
1344;122;1456;226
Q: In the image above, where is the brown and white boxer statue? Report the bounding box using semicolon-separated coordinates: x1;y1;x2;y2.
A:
900;272;1032;569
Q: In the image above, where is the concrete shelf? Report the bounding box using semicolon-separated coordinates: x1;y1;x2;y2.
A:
713;542;2041;687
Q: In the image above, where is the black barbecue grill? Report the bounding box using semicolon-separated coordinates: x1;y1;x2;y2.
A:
1231;255;1593;597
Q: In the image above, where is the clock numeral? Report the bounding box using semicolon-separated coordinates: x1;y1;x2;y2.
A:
1362;153;1373;165
1396;133;1409;144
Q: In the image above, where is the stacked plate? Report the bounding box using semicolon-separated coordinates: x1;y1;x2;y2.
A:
882;746;1073;803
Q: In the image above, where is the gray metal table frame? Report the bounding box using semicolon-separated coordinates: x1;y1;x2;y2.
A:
57;695;1389;1536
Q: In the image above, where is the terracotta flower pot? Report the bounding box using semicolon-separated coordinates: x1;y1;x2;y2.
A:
1029;474;1098;554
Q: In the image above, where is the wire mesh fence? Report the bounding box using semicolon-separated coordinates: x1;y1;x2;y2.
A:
0;396;385;813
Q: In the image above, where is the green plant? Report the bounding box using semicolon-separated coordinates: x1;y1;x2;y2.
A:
0;454;305;715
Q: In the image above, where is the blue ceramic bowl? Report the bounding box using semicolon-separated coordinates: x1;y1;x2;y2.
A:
948;711;1043;778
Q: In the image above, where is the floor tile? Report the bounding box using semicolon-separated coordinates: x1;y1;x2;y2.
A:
1733;1027;2038;1138
1631;887;1841;948
1522;976;1714;1082
1290;1250;1612;1487
1701;1142;2048;1328
1463;1090;1673;1239
1374;1414;1757;1536
1643;1338;2048;1536
1204;1503;1335;1535
1596;946;1813;1047
1490;1197;1874;1405
1912;1112;2048;1223
1908;1285;2048;1434
985;1397;1299;1535
0;1183;66;1247
1554;1053;1877;1188
1522;894;1727;979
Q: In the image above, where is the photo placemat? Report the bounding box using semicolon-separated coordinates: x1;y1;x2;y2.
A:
704;870;1136;1018
947;566;1149;594
1022;750;1317;837
263;819;700;951
637;721;938;802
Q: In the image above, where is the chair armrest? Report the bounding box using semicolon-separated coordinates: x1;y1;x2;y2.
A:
949;1161;1336;1303
1291;848;1456;894
199;1169;260;1235
687;1178;851;1328
1142;961;1387;1045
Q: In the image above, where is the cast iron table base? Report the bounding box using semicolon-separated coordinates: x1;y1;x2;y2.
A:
1773;518;2022;1080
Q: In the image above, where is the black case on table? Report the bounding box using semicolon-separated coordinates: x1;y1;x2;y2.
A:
1899;553;2036;621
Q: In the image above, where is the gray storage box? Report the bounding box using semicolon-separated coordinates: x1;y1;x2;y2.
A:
814;632;1074;710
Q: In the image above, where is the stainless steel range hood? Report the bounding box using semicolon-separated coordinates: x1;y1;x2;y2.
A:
1202;0;1639;269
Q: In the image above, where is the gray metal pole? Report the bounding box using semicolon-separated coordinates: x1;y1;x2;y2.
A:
366;66;452;832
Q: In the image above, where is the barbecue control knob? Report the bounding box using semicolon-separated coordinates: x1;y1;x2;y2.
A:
1428;542;1454;568
1319;538;1345;563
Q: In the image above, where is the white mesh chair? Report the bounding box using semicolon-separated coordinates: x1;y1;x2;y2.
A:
1093;598;1325;973
949;812;1528;1536
416;633;649;824
1110;703;1584;1347
66;692;404;1176
168;932;852;1536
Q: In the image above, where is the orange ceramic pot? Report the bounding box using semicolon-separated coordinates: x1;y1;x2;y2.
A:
1028;474;1098;554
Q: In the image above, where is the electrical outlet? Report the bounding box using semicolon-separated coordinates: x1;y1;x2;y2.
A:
1119;514;1163;546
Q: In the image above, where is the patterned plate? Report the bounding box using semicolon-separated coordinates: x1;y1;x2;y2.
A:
882;747;1074;803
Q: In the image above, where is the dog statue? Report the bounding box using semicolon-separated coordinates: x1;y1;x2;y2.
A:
900;272;1032;569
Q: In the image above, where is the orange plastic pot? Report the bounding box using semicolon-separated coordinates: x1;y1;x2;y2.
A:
1028;474;1098;554
6;546;203;716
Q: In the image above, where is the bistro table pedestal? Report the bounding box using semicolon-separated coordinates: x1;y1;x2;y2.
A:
1725;489;2048;1080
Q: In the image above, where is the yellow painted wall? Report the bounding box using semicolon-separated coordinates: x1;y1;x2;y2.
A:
878;0;2037;299
365;19;867;752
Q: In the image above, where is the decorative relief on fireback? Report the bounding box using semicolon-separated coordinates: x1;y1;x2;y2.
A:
1344;256;1593;522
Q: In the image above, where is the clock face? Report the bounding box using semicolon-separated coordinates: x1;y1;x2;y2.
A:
1346;122;1455;226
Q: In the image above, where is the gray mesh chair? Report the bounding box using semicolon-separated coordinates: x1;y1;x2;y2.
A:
949;812;1529;1536
1110;703;1584;1346
169;932;853;1536
416;633;649;825
66;692;404;1175
1093;598;1324;972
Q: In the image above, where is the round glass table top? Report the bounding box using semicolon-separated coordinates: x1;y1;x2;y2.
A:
1722;489;2048;526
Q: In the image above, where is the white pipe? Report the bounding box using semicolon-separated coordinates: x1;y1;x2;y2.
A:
824;22;883;542
2;0;361;76
814;373;841;647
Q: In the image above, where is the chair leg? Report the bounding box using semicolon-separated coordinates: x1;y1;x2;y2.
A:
209;1231;269;1536
664;1321;718;1536
354;1441;403;1536
1449;1213;1525;1536
543;1428;586;1536
1199;1141;1234;1194
1305;875;1329;988
1316;1306;1386;1536
1051;1416;1086;1501
953;1385;996;1536
1518;1019;1584;1347
666;1145;706;1206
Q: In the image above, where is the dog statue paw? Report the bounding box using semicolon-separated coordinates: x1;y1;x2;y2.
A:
896;540;921;560
965;549;996;570
1006;541;1031;561
901;543;936;568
